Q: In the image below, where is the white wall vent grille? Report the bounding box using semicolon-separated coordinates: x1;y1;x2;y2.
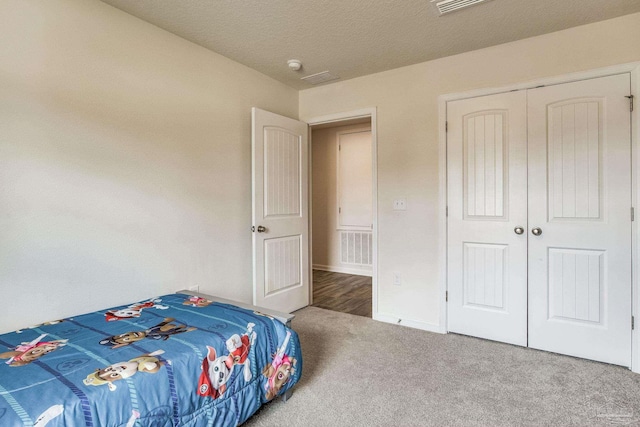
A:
340;231;373;266
433;0;491;15
301;71;340;85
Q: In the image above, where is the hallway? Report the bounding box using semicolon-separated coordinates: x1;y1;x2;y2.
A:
311;270;372;318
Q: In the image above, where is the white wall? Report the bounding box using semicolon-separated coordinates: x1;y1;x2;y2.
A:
300;12;640;330
312;123;372;274
0;0;298;333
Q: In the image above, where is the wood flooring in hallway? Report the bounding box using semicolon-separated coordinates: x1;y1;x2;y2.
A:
312;269;372;318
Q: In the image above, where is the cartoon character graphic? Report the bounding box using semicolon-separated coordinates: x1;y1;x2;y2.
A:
226;324;255;381
104;299;168;322
262;331;297;400
125;410;140;427
197;323;256;399
197;346;232;399
16;320;65;334
0;334;68;367
33;405;63;427
99;318;196;349
183;296;212;307
83;350;165;391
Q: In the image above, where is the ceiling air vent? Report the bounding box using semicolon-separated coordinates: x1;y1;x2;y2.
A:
301;71;340;85
433;0;491;15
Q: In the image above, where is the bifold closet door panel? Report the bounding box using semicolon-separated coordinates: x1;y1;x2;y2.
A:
527;74;632;366
447;91;528;346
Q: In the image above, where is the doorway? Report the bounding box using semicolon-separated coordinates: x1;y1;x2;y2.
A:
251;107;377;316
309;114;376;318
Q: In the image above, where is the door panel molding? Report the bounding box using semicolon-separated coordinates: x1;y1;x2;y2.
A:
462;242;507;311
463;110;509;220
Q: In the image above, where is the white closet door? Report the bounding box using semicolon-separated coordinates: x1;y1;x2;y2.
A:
447;91;528;346
527;74;632;366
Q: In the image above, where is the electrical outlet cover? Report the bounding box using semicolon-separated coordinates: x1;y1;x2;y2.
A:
393;272;402;286
393;199;407;211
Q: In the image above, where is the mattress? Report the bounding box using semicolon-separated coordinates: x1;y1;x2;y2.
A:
0;293;302;426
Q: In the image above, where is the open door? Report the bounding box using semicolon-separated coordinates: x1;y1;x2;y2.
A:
252;108;309;313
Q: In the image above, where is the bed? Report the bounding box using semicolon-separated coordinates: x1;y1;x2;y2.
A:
0;291;302;426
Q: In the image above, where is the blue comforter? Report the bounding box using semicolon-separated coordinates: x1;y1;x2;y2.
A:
0;294;302;426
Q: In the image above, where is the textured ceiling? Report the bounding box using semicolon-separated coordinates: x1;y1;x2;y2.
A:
99;0;640;89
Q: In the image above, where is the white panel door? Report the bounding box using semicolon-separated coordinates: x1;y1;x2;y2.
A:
252;108;309;313
528;74;632;366
338;130;373;230
447;91;528;346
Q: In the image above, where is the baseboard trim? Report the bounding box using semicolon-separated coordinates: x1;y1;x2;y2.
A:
373;312;445;334
312;264;373;277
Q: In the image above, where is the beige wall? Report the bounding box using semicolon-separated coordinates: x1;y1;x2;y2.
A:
300;12;640;328
2;1;639;334
0;0;298;333
312;123;372;274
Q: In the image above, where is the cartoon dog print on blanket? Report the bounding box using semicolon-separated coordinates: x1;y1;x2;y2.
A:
183;296;212;307
0;334;68;367
83;350;165;391
99;317;196;349
197;346;232;399
16;320;65;334
198;323;256;399
262;331;297;400
104;298;168;322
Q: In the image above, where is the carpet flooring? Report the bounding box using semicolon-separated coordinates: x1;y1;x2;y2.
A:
245;306;640;426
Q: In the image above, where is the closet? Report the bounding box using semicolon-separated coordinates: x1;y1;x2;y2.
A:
447;73;632;366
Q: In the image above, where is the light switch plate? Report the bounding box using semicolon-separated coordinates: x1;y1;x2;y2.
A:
393;199;407;211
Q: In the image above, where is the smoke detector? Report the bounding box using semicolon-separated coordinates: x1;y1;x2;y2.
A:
432;0;492;15
287;59;302;71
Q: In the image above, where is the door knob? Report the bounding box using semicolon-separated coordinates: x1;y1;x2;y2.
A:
531;227;542;236
514;226;524;235
256;225;266;233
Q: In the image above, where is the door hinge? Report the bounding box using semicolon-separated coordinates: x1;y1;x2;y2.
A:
446;291;448;302
338;207;341;214
445;121;448;132
446;206;448;217
627;95;634;112
339;144;341;151
633;316;635;330
632;207;635;222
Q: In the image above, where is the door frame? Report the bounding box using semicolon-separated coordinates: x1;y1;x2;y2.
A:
305;108;378;318
438;62;640;372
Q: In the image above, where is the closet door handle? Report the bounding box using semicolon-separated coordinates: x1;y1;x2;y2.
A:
531;227;542;236
514;226;524;235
